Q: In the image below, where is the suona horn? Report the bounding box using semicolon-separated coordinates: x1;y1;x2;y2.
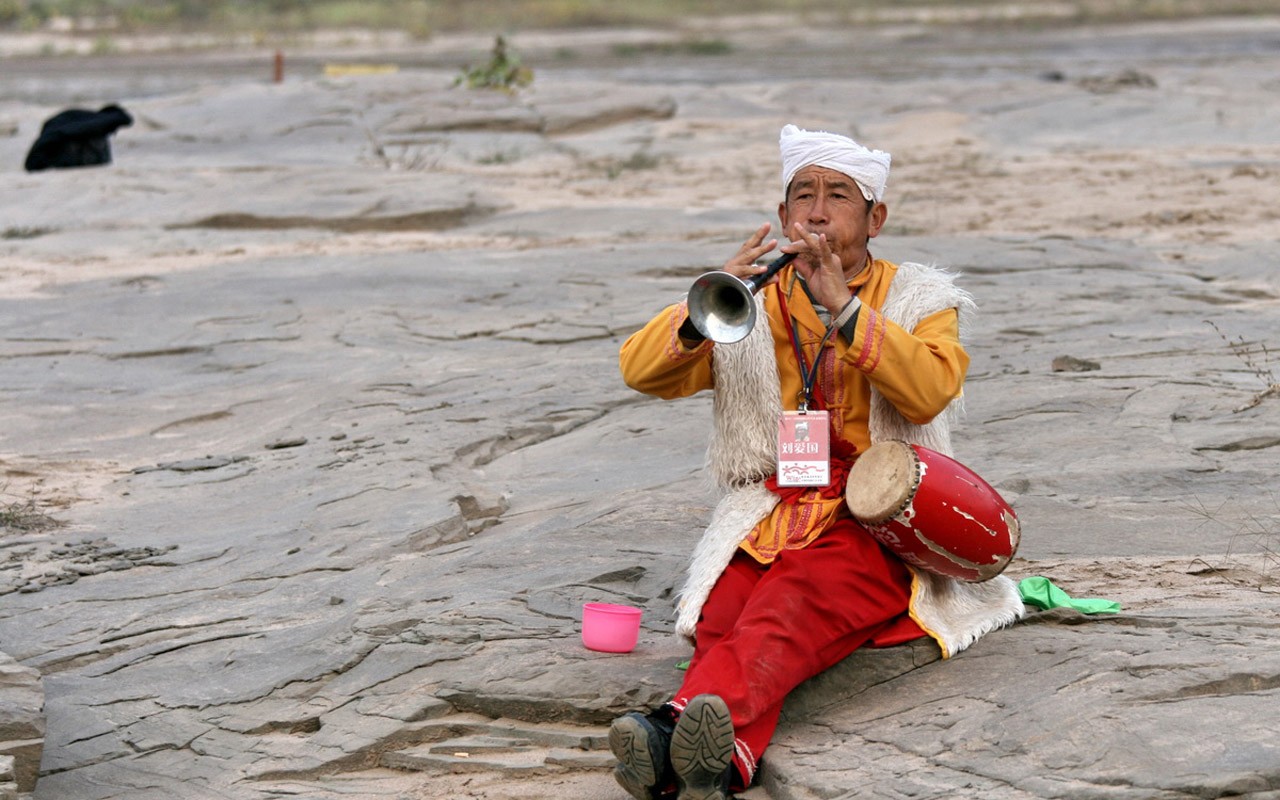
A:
686;252;797;344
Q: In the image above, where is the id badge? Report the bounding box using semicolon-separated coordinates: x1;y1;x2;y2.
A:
777;410;830;487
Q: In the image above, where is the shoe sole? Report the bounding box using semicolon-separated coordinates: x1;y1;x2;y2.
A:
670;694;734;800
610;714;661;800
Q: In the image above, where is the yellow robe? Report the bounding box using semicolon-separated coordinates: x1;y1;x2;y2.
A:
619;258;969;563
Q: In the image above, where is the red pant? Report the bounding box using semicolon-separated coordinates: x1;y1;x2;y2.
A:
671;517;924;787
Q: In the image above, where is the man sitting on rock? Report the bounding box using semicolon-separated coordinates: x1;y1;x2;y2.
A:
612;124;1025;799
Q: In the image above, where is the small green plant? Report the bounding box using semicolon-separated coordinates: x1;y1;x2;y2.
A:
606;150;660;179
611;38;732;57
477;148;522;165
2;226;54;240
455;35;533;93
0;0;21;27
90;34;118;55
681;38;732;56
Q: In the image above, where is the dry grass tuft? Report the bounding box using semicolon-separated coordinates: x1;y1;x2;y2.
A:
0;493;62;534
1206;320;1280;413
1184;493;1280;589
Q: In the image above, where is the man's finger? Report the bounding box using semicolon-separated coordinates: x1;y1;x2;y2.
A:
746;221;772;247
750;238;779;261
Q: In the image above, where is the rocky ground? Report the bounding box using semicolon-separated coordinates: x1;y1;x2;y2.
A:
1;11;1279;800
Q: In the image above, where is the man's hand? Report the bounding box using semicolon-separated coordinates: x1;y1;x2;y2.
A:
784;222;853;312
721;222;783;285
679;223;786;348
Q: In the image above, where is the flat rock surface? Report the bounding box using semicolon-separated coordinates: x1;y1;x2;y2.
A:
1;11;1279;800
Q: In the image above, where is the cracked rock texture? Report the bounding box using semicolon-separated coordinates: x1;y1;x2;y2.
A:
2;10;1280;800
0;652;42;795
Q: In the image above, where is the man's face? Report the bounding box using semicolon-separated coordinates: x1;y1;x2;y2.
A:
778;165;887;271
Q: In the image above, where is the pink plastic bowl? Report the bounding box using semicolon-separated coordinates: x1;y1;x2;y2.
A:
581;602;643;653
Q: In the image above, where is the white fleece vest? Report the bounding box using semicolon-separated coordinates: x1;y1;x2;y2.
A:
675;262;1025;658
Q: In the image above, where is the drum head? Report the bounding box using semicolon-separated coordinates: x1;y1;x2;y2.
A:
845;440;919;525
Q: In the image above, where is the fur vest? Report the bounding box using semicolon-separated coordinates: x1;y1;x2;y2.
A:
675;262;1025;658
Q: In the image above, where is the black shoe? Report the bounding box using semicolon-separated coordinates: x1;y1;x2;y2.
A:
670;694;735;800
610;709;676;800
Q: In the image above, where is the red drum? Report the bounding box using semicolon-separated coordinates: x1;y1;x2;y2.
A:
844;441;1019;582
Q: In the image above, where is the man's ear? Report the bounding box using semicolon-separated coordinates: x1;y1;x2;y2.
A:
777;200;789;233
868;202;888;238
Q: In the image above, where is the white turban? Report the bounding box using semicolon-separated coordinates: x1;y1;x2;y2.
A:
779;124;891;203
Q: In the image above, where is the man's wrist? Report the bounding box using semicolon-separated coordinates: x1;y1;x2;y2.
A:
833;296;862;342
833;296;861;328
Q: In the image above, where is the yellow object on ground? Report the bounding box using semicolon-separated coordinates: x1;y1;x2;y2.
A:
323;64;399;78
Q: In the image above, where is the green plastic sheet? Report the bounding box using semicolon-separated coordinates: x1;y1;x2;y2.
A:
1018;576;1121;615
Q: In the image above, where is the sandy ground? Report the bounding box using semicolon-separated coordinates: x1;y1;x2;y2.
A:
4;14;1279;529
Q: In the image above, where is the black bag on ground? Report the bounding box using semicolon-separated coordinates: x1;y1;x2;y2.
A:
24;104;133;172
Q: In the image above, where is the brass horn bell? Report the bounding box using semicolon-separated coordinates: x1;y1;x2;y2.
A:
686;252;796;344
